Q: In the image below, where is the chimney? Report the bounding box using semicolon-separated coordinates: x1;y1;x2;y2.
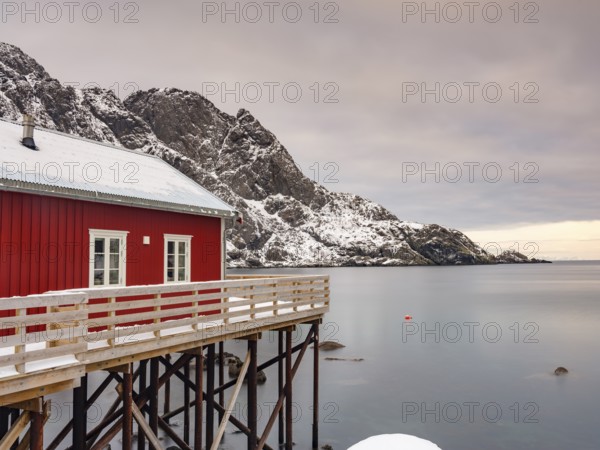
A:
236;211;244;225
22;114;37;150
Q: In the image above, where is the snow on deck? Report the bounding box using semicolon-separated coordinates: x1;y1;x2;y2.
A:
80;296;322;350
0;288;326;381
0;342;79;379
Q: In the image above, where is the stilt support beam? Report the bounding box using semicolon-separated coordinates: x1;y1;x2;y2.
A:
0;410;30;449
218;341;224;425
278;330;284;447
285;330;293;450
138;359;147;450
312;322;320;449
183;359;190;444
248;338;258;449
132;403;163;450
150;357;159;441
73;375;87;450
194;350;204;450
212;350;251;450
122;366;133;450
206;343;215;449
29;409;43;450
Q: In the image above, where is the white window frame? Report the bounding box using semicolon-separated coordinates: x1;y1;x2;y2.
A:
89;229;129;288
164;234;192;283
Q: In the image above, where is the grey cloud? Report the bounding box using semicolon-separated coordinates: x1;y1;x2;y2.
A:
0;0;598;233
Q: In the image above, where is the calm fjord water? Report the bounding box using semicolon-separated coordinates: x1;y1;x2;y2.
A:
46;262;599;449
228;262;600;450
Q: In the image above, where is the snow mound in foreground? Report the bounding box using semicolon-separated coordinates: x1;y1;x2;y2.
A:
348;434;442;449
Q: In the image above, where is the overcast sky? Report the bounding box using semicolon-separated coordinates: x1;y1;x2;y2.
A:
1;0;599;259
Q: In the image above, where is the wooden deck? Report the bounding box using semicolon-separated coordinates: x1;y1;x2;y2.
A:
0;275;330;405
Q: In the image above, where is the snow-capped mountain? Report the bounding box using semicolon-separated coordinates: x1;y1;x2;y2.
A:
0;43;545;267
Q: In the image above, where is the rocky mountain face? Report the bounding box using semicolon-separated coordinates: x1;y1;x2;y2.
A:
0;43;546;267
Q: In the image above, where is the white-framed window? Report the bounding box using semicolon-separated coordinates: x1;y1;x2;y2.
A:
164;234;192;283
89;229;128;287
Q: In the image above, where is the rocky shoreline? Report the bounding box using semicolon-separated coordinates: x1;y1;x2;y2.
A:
228;249;552;269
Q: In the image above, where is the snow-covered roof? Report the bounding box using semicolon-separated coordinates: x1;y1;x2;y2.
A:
0;118;236;218
349;434;442;450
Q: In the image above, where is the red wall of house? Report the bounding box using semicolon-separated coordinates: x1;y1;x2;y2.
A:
0;190;223;298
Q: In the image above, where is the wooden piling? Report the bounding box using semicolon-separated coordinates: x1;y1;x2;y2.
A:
0;407;9;439
278;330;284;447
218;341;225;425
138;360;147;450
194;350;204;450
183;359;190;444
122;367;133;450
248;338;258;449
73;374;87;449
312;323;319;449
149;358;159;445
164;354;171;423
206;344;215;449
29;409;43;450
285;330;293;450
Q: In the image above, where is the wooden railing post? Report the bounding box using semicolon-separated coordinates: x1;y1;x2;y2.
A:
15;307;25;374
107;297;116;347
272;282;278;317
223;287;229;325
74;299;87;362
249;285;256;320
192;290;199;332
153;293;161;338
293;282;299;313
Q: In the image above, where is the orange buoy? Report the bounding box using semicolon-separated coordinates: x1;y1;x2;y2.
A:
404;315;412;320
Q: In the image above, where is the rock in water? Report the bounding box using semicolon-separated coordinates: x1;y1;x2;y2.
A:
257;370;267;384
228;356;267;384
554;367;569;376
324;357;364;362
319;341;345;351
349;434;442;449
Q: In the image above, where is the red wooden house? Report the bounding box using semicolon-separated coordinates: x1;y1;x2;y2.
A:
0;115;238;301
0;117;329;450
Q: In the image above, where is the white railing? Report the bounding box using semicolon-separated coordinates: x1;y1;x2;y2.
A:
0;292;87;399
0;275;329;399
